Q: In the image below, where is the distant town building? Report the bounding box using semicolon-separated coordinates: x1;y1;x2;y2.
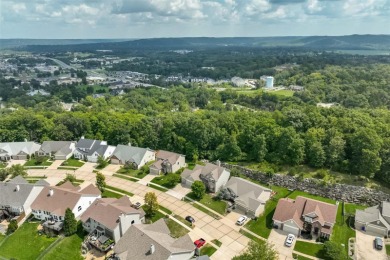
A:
266;76;274;88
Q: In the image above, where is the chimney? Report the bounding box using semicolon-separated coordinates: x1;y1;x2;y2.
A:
15;185;20;192
216;160;221;167
49;189;54;196
81;136;85;139
149;244;155;255
128;142;132;146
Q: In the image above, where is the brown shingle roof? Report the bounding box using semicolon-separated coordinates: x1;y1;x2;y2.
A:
31;182;100;217
273;196;337;229
80;196;145;230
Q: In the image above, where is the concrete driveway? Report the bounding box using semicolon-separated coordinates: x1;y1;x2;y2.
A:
6;160;26;168
76;162;97;173
268;229;294;260
356;231;387;260
46;160;64;169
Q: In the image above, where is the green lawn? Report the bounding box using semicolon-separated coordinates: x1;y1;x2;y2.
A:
0;162;7;168
186;193;227;215
61;158;85;167
141;205;166;223
0;222;57;260
42;229;85;260
211;239;222;247
200;244;217;256
160;206;173;215
113;174;139;182
293;241;326;259
165;218;189;238
269;89;295;97
188;201;220;219
0;234;5;244
151;173;181;189
288;190;337;205
116;162;153;179
102;189;123;199
173;215;193;228
331;203;358;254
24;157;52;167
245;185;291;238
292;253;313;260
149;183;169;192
106;185;134;196
386;244;390;256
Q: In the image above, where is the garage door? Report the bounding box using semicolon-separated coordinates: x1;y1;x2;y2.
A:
366;225;387;236
283;224;300;236
111;159;120;165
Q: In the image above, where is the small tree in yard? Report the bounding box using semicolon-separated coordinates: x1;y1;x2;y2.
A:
233;241;278;260
7;220;18;234
63;208;77;236
96;172;106;193
165;174;180;188
144;192;159;217
191;180;206;199
324;241;349;260
97;155;108;169
9;164;27;178
64;173;77;183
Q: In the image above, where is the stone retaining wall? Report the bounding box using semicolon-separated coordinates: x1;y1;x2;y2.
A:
221;162;390;206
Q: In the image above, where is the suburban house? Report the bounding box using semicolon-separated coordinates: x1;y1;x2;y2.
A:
110;145;155;169
80;196;145;245
0;141;41;161
149;150;186;175
181;163;230;193
272;196;338;238
73;138;115;162
355;201;390;236
36;141;76;160
113;219;195;260
0;176;48;221
221;177;272;218
31;182;101;233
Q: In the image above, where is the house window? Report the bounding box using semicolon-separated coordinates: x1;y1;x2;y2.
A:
78;206;82;211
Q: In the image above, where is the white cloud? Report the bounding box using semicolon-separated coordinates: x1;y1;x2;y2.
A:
11;3;26;13
307;0;322;13
244;0;272;16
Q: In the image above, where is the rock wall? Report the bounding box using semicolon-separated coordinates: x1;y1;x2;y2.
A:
221;162;390;206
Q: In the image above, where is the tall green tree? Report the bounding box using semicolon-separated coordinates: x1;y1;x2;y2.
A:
144;192;159;217
191;180;206;199
232;241;278;260
95;172;106;193
63;208;77;236
323;241;348;260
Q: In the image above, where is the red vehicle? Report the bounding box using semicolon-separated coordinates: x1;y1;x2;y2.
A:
194;238;206;248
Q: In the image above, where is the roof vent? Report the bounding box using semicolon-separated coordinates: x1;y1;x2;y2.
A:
15;185;20;192
49;189;54;196
150;244;155;255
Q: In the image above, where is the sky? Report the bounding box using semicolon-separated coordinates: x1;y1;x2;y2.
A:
0;0;389;39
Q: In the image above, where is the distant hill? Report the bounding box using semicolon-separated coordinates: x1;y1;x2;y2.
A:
3;35;390;52
0;39;130;49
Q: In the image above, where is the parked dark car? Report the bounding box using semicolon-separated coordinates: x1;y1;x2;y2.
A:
185;216;195;223
132;202;141;209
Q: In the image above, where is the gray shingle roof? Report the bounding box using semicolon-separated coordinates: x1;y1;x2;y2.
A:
225;177;272;212
382;201;390;217
0;177;47;208
112;145;153;166
114;219;194;260
75;139;97;149
356;203;390;230
40;141;75;154
0;142;41;156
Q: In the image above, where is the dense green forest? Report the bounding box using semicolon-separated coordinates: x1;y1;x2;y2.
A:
2;47;390;186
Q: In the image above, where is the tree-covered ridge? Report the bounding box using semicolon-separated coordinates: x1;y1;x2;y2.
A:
2;94;390;184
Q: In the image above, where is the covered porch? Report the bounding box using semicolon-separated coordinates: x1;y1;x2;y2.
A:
86;226;115;252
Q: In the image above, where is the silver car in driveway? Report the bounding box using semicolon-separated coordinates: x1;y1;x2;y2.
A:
285;234;295;247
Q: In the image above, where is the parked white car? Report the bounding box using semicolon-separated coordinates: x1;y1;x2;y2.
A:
285;234;295;247
236;215;248;226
